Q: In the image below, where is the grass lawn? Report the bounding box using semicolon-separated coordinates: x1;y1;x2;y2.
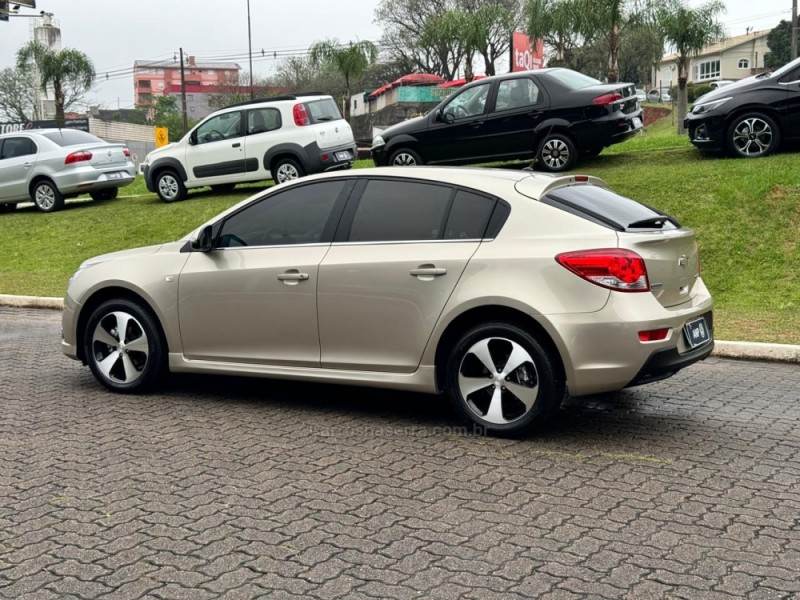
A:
1;114;797;344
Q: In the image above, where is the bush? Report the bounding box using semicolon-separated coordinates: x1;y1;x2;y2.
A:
669;82;714;103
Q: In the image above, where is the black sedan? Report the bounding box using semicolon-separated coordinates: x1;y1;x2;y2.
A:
371;69;643;172
685;56;800;157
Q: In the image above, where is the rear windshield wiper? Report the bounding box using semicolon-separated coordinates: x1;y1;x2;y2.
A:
628;216;669;228
315;116;333;121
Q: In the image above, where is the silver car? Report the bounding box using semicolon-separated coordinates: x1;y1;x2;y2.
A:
0;129;136;213
61;167;714;435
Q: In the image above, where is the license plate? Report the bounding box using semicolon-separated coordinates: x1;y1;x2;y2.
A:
335;151;351;161
632;117;643;130
684;316;711;348
106;171;125;180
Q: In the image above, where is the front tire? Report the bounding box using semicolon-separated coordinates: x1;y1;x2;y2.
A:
155;169;187;203
90;188;119;201
31;180;65;212
273;158;305;184
444;322;564;436
536;133;577;172
388;148;423;167
84;299;166;393
726;112;780;158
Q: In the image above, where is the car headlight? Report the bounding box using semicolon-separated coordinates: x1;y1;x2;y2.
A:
371;135;385;149
691;97;732;115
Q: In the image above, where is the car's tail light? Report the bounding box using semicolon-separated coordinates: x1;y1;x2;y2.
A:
293;103;310;126
638;328;670;342
593;92;623;106
556;249;650;292
64;151;93;164
123;148;131;158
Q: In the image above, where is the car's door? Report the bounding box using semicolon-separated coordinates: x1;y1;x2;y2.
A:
184;111;246;185
778;65;800;139
416;82;493;163
0;137;38;201
482;76;548;159
243;106;283;180
177;179;352;366
317;178;497;372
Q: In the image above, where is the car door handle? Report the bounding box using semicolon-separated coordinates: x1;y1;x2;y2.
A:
23;162;33;169
470;121;484;128
277;271;309;281
232;142;241;148
410;267;447;277
527;111;543;118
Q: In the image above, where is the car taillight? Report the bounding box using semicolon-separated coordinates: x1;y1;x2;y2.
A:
293;103;310;126
593;92;623;106
555;249;650;292
64;151;93;164
123;148;131;158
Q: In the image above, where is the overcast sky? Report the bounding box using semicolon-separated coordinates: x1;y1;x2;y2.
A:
0;0;793;110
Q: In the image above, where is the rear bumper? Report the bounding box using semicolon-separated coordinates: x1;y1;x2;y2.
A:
575;109;644;151
54;164;137;195
627;337;714;387
304;141;357;175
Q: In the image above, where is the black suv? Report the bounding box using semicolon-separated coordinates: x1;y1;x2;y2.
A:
685;56;800;158
371;69;643;172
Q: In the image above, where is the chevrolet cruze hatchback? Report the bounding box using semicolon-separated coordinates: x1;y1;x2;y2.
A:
62;167;714;435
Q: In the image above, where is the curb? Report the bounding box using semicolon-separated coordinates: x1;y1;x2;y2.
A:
2;294;799;364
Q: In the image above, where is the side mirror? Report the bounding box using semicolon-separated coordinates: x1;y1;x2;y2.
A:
433;109;443;123
188;131;197;146
190;225;214;252
442;111;455;125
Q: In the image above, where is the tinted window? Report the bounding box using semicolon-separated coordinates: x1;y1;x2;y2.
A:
348;180;452;242
494;78;540;111
445;190;495;240
443;83;491;120
542;186;679;231
306;99;342;123
248;108;281;134
42;130;104;147
0;137;37;159
196;111;241;144
547;69;601;90
218;180;346;247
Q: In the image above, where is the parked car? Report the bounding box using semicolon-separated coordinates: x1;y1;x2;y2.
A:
635;88;647;102
371;69;643;173
686;55;800;158
0;129;135;213
61;167;713;435
647;89;672;103
141;93;357;203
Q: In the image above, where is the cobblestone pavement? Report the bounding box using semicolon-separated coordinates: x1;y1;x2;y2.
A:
1;308;799;599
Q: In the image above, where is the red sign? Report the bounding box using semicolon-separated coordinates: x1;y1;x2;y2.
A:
511;32;544;72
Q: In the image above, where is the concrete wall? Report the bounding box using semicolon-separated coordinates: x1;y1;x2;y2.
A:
88;118;157;169
349;102;440;141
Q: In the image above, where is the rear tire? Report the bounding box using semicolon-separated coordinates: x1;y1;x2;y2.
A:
90;188;119;201
31;180;65;213
388;148;423;167
84;299;166;394
155;169;187;203
726;112;780;158
444;322;564;436
273;158;305;184
211;183;237;193
536;133;577;172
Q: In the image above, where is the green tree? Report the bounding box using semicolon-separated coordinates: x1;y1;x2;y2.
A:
151;96;195;141
16;42;95;127
310;39;378;117
579;0;640;83
525;0;585;65
764;20;791;69
656;0;725;134
0;67;37;122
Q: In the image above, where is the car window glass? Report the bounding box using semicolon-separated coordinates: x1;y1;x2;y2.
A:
218;180;346;247
443;83;491;120
42;130;104;146
248;108;281;134
0;137;36;159
779;67;800;83
306;99;342;122
444;190;495;239
493;79;540;111
196;111;241;144
348;180;452;242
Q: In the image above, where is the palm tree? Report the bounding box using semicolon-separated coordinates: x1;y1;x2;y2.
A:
16;41;95;128
526;0;584;65
309;39;377;118
656;0;726;133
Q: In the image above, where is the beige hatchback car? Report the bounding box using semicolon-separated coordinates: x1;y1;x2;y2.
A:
62;167;714;435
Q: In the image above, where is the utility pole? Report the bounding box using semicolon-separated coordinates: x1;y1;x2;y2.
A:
792;0;798;61
247;0;254;100
179;47;188;134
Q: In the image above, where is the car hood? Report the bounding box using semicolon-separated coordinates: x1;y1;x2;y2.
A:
79;244;164;269
144;143;177;161
694;74;767;104
381;114;428;138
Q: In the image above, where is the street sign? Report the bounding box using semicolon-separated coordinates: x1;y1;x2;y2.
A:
155;127;169;147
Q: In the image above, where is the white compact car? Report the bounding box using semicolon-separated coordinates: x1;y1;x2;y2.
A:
141;94;357;202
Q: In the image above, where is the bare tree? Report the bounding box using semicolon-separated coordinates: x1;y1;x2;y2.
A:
0;67;37;122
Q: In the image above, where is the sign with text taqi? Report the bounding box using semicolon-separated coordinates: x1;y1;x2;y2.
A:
511;32;544;73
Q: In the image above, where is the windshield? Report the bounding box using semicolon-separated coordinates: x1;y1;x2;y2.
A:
770;55;800;79
547;69;601;89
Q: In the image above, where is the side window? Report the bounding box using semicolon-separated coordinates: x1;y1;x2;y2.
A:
443;83;491;121
493;79;540;112
0;137;36;159
348;180;452;242
248;108;281;134
195;111;242;144
444;190;495;240
779;67;800;83
218;180;346;247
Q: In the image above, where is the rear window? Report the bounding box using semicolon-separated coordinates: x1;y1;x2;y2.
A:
542;185;679;231
547;69;601;90
42;130;105;147
306;99;342;123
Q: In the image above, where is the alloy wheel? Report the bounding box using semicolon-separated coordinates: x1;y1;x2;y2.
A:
731;118;773;156
458;337;539;425
35;184;56;211
158;174;179;201
392;152;417;166
91;311;150;384
276;163;300;183
541;138;570;169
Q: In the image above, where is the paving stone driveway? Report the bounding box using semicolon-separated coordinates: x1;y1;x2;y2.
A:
1;308;799;599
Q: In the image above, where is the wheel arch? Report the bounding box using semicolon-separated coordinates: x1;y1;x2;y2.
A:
264;144;307;174
28;174;58;197
533;120;576;147
149;158;188;184
384;135;424;162
432;304;567;392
